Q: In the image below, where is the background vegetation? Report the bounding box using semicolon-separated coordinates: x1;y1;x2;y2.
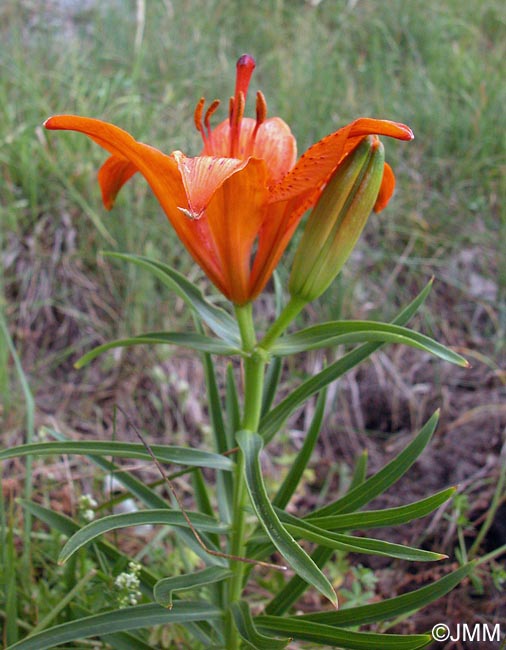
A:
1;0;505;647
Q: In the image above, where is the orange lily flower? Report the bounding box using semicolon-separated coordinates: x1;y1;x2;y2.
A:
44;54;413;305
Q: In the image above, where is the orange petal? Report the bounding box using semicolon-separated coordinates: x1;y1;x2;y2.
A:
249;188;318;299
171;152;247;218
44;115;227;291
203;116;296;185
374;162;396;212
203;157;269;304
269;118;413;204
202;117;255;158
253;117;297;185
98;155;138;210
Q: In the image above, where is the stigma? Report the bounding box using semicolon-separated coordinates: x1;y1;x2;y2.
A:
194;54;268;159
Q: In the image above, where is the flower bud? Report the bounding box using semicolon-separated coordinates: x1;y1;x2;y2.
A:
289;135;386;303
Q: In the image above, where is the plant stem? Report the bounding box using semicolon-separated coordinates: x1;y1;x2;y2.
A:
225;303;266;649
259;294;306;350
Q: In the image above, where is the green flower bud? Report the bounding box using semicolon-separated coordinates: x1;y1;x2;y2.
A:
289;135;386;303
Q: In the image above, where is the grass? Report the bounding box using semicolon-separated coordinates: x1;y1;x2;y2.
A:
1;0;506;646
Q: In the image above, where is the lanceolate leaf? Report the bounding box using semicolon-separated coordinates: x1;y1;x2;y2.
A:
202;349;234;524
5;602;222;650
298;562;475;626
306;411;440;518
75;332;241;367
349;449;368;490
261;356;283;418
306;487;455;532
271;321;468;367
20;501;158;591
48;430;226;570
282;522;445;562
259;279;434;443
265;546;333;617
272;388;327;509
263;413;442;617
236;431;338;608
58;510;229;564
104;252;240;344
0;440;234;472
154;567;233;608
255;617;430;649
254;508;447;562
230;601;291;650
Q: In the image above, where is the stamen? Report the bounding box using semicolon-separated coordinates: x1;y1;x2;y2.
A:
228;96;234;125
230;91;245;158
204;99;221;134
246;91;268;157
194;97;207;146
203;99;220;154
255;90;267;126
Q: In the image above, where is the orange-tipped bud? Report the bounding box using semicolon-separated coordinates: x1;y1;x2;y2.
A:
289;135;386;303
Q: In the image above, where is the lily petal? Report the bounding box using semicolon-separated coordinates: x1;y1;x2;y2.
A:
203;157;269;304
253;117;297;185
249;188;317;298
203;117;296;185
44;115;227;291
269;118;413;204
374;162;396;212
171;152;247;219
98;155;138;210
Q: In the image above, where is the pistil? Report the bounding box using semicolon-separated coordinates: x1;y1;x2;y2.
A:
229;54;256;158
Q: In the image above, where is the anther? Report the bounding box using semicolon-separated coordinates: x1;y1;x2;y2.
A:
194;97;205;133
255;90;267;126
204;99;221;134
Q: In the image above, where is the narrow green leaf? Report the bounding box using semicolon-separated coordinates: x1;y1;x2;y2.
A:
271;321;468;367
263;413;443;617
283;522;445;562
202;349;234;524
104;252;240;344
261;356;283;418
265;546;333;616
5;602;222;650
250;488;455;546
236;431;338;608
0;439;234;472
50;430;226;572
349;449;368;490
259;279;434;443
298;562;475;626
44;428;170;510
19;501;159;590
71;606;156;650
225;364;241;449
75;332;240;367
230;601;291;649
256;617;430;649
154;567;232;608
307;411;440;518
272;388;327;509
5;514;18;645
58;509;229;564
307;487;456;532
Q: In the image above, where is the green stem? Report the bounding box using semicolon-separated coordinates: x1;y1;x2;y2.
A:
225;303;266;649
259;294;306;350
